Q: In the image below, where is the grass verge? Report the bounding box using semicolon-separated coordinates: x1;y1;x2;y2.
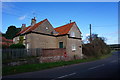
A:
3;52;113;76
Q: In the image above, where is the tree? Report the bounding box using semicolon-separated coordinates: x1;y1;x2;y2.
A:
5;26;21;39
83;34;111;58
86;34;99;43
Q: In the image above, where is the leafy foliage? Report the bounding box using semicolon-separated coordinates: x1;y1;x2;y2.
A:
9;43;25;49
4;26;21;39
83;34;111;58
19;36;24;44
2;45;9;49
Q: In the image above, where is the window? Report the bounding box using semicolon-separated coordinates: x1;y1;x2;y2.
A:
70;32;75;37
23;35;26;39
26;43;29;49
23;43;25;46
59;42;63;48
72;44;76;51
17;37;19;40
13;38;15;42
46;27;48;30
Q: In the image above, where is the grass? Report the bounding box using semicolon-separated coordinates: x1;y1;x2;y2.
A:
2;52;113;76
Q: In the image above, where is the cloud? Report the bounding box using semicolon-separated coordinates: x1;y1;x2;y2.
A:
85;33;90;37
18;15;26;20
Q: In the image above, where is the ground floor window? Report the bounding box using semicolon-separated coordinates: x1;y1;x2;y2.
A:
26;43;29;49
72;44;76;51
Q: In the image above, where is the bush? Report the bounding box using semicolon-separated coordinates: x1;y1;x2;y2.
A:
9;43;25;49
2;45;9;49
83;34;111;58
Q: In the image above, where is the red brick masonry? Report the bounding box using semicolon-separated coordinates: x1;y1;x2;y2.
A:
42;48;66;57
40;48;67;63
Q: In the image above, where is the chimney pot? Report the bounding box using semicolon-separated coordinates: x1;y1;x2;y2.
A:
21;24;26;31
31;17;36;26
70;20;72;23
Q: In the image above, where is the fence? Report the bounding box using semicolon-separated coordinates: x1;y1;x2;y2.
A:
2;48;42;60
2;48;66;61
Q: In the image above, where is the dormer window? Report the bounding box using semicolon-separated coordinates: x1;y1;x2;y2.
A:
70;31;75;37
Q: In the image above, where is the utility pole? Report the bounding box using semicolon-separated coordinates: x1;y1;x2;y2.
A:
90;24;92;43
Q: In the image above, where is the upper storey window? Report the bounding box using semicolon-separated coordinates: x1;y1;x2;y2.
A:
70;31;75;37
46;27;48;30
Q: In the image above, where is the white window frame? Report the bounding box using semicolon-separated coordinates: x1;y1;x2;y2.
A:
13;38;15;42
70;31;75;37
17;37;19;40
72;44;76;51
26;43;29;49
46;27;48;30
23;41;25;46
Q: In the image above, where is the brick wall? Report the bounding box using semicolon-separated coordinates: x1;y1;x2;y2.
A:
42;48;66;57
40;48;67;63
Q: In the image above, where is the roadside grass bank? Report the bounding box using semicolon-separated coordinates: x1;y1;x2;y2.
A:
3;52;113;76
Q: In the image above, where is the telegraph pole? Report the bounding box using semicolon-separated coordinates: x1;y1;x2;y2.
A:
90;24;92;43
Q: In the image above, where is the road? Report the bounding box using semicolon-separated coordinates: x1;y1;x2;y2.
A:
2;51;120;80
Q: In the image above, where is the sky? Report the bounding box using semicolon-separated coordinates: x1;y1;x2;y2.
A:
1;2;118;44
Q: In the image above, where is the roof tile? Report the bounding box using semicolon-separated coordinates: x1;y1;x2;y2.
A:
17;19;47;35
16;19;75;36
54;22;75;35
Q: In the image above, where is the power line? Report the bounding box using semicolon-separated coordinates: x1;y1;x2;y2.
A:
2;11;31;20
92;24;117;27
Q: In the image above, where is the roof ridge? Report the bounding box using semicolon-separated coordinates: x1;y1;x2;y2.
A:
17;19;47;35
54;22;75;29
25;19;47;32
22;26;32;34
54;22;75;35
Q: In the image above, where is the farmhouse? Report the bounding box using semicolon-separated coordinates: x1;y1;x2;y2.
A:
13;17;83;60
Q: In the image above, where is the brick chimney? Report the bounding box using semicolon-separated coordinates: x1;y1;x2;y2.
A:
31;17;36;26
21;24;26;31
70;20;72;23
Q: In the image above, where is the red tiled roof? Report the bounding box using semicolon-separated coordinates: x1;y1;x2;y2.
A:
54;22;75;35
0;36;13;46
17;19;79;36
17;26;31;35
17;19;47;35
0;37;13;42
25;19;47;34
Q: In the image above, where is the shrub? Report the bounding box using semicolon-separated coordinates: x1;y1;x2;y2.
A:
2;45;9;49
19;36;24;44
9;43;25;49
83;34;111;58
